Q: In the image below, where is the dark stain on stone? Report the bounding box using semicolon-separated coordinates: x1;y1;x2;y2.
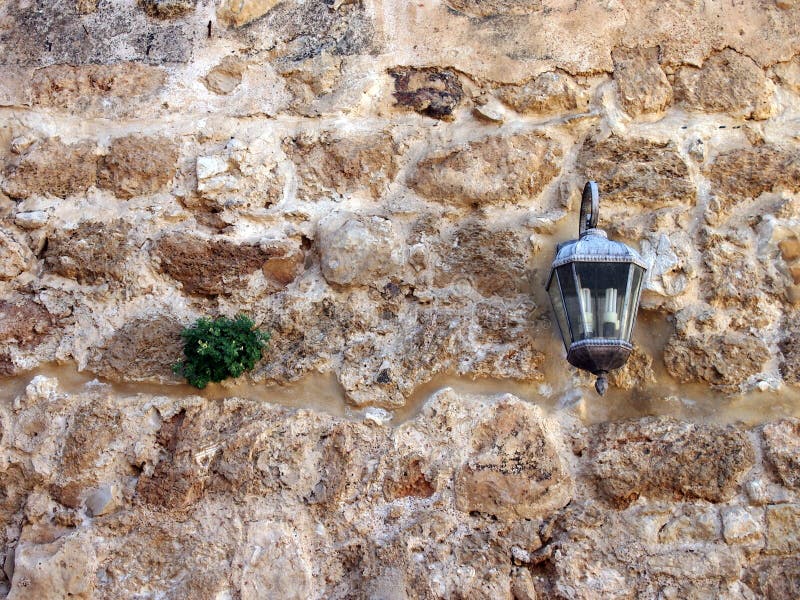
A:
389;67;464;120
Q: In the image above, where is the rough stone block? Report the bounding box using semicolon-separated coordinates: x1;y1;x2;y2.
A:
2;139;97;199
589;417;754;508
612;46;673;116
765;504;800;554
97;136;179;199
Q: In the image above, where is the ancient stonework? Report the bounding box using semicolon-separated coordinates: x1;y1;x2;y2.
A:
409;132;562;206
1;0;800;595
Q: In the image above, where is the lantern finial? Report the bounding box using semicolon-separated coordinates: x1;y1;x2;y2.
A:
579;180;599;236
595;372;608;396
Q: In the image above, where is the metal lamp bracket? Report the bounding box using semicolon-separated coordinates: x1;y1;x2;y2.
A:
579;180;599;236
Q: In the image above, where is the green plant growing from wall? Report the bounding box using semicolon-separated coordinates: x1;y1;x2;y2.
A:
173;314;270;389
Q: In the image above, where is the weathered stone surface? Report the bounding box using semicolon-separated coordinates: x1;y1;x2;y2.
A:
455;398;572;520
612;46;673;116
29;63;166;115
287;131;400;200
780;316;800;385
578;135;695;209
44;220;131;285
674;49;774;119
2;139;96;199
153;233;303;295
721;506;763;546
0;299;52;348
90;316;184;382
496;70;587;115
766;504;800;554
318;213;404;287
7;532;97;600
744;557;800;599
409;132;562;206
389;67;464;120
139;0;196;19
589;417;754;507
607;345;656;390
762;419;800;490
196;138;282;210
0;229;30;281
434;222;530;297
704;144;800;216
204;56;245;94
663;317;771;392
217;0;280;27
97;136;179;199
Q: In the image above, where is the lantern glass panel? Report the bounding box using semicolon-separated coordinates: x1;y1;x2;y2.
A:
556;262;634;343
619;265;645;341
547;271;571;351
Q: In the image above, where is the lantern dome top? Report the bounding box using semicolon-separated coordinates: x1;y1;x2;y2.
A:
549;228;648;272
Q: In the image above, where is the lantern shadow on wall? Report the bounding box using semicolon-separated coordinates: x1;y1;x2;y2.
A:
546;181;647;395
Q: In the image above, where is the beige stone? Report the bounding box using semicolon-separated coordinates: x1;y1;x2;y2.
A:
589;417;754;507
496;71;587;115
780;317;800;385
705;144;800;220
317;213;405;287
153;233;303;295
2;139;97;200
29;63;166;116
217;0;280;27
765;504;800;554
44;220;131;285
0;299;52;348
204;56;245;94
196;137;283;210
744;557;800;599
97;136;179;199
409;132;562;206
612;46;673;117
674;49;774;119
90;316;184;382
762;419;800;489
286;131;401;200
455;398;572;520
0;229;30;281
607;346;656;390
721;506;763;546
138;0;196;19
579;135;695;209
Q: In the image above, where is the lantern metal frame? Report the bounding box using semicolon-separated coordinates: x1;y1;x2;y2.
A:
545;181;648;395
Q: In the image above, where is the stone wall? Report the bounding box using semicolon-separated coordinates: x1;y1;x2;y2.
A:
1;0;800;597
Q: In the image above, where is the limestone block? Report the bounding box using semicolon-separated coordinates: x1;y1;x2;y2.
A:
765;504;800;554
589;417;754;508
0;229;31;281
388;67;464;120
674;49;774;119
612;46;673;117
97;136;179;199
0;299;52;347
496;70;587;115
434;222;530;297
1;139;97;200
286;131;400;200
8;533;97;600
639;232;693;302
204;56;245;95
153;233;303;295
704;144;800;216
762;419;800;489
139;0;196;19
409;132;562;206
196;138;282;210
744;557;800;598
238;521;313;600
578;136;695;209
721;506;763;546
318;213;404;287
779;317;800;385
455;398;573;520
217;0;281;27
13;210;48;230
659;508;720;544
607;346;656;391
90;316;184;382
44;220;132;285
28;64;166;116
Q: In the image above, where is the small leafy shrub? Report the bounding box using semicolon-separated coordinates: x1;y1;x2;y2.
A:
173;314;270;389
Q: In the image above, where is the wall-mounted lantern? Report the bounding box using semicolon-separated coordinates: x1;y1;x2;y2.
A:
545;181;647;395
